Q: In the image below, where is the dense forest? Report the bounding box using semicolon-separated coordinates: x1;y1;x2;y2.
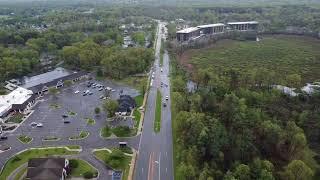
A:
0;4;156;83
170;50;320;179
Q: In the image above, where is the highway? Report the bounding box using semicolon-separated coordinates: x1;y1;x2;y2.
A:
134;21;174;180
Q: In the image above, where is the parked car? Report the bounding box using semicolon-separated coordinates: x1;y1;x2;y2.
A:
0;136;8;140
88;92;93;95
98;88;104;91
30;122;37;127
74;90;80;94
63;120;70;124
36;123;43;127
62;115;68;118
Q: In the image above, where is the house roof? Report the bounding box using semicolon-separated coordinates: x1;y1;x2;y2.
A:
197;23;225;28
176;27;199;34
26;158;66;180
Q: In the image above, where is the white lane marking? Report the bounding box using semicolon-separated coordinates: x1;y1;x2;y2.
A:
166;168;168;173
159;152;161;180
142;167;143;173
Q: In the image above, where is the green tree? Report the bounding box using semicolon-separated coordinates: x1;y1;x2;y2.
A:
95;107;101;114
234;164;251;180
282;160;313;180
103;100;119;117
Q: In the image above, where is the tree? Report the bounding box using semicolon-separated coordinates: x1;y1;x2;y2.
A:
282;160;313;180
95;107;101;114
234;164;251;180
103;100;119;117
286;74;301;88
132;32;145;46
106;149;125;169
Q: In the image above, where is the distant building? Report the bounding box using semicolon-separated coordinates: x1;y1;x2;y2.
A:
26;158;69;180
227;21;259;31
197;23;225;35
116;95;136;116
176;27;200;42
0;87;35;118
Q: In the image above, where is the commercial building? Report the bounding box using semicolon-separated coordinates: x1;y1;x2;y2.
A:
176;27;200;42
0;87;35;118
116;95;136;116
20;67;87;95
227;21;259;31
1;67;87;119
26;158;69;180
197;23;225;35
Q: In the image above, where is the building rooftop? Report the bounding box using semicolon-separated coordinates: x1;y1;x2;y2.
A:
176;27;199;34
27;158;66;180
197;23;225;28
227;21;258;25
21;67;74;89
0;87;33;117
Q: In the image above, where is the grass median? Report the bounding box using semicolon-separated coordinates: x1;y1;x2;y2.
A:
0;147;78;179
17;135;32;144
154;90;162;133
69;131;89;140
69;159;98;178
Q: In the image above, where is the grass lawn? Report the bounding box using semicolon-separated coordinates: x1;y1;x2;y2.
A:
185;35;320;84
17;135;32;144
86;118;96;125
49;103;61;109
69;159;98;178
0;147;78;179
7;113;24;123
160;39;165;66
101;126;112;138
113;147;133;154
93;150;131;180
69;131;89;140
112;126;134;137
119;76;148;91
154;90;162;133
13;167;26;180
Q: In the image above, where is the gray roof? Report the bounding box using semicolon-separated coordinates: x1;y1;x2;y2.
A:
21;67;73;89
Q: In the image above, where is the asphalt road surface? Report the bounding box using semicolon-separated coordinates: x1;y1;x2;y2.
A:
134;21;174;180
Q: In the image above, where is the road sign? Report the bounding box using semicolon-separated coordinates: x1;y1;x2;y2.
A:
112;171;122;180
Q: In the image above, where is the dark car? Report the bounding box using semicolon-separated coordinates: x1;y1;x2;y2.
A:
163;102;167;107
88;92;93;95
62;115;68;118
63;120;70;124
0;136;8;140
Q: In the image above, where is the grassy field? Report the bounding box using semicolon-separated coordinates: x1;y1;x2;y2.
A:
101;126;112;138
154;90;162;133
0;147;78;179
13;167;26;180
183;35;320;84
69;159;98;178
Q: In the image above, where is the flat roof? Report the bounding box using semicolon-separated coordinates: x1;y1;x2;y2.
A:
176;27;199;34
0;87;33;116
21;67;72;89
197;23;225;28
228;21;258;25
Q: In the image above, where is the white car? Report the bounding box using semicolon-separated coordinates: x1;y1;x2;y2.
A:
36;123;43;127
74;90;80;94
165;96;169;100
161;68;163;72
30;122;37;127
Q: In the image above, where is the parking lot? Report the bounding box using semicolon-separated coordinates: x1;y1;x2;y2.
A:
11;79;140;141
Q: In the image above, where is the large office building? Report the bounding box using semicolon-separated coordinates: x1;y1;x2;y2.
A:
227;21;259;31
197;23;225;35
176;27;201;42
176;21;259;42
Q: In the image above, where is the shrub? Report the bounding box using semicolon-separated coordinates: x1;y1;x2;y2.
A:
83;171;94;179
